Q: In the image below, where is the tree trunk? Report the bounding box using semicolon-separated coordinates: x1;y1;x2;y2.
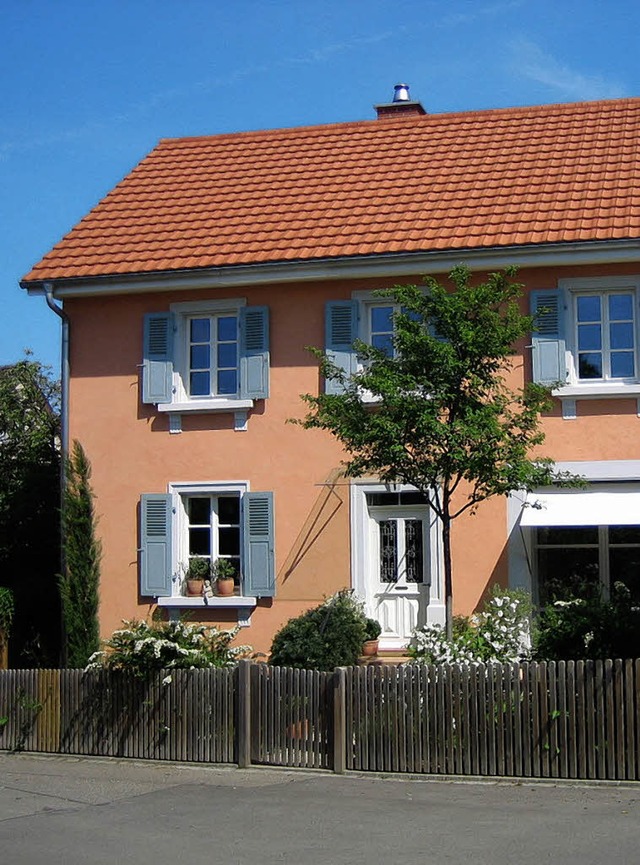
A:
442;515;453;641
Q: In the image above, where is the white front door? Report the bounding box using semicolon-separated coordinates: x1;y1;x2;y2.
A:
367;504;430;648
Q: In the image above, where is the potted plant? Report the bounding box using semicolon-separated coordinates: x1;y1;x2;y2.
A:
362;617;381;656
212;558;236;596
184;558;210;596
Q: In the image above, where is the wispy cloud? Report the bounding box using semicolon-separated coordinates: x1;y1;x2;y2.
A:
437;0;525;28
0;26;407;162
509;38;626;101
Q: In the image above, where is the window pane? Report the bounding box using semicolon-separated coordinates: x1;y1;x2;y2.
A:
577;324;601;351
218;343;237;368
190;371;210;396
218;316;237;342
189;527;210;556
217;369;237;395
219;527;240;556
537;547;600;603
190;344;210;369
188;497;210;524
371;334;394;356
218;496;240;524
610;352;635;378
610;322;634;350
609;525;640;544
190;318;210;342
577;295;601;322
537;527;598;545
379;520;398;583
371;306;394;332
404;519;424;583
609;294;633;320
610;549;640;604
578;352;602;379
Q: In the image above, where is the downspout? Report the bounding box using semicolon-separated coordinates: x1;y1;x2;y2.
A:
44;282;69;665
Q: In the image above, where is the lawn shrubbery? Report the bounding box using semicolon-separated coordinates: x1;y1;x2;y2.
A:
269;590;368;670
86;618;250;676
408;588;531;664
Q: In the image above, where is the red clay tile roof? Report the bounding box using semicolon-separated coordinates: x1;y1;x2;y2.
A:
22;97;640;284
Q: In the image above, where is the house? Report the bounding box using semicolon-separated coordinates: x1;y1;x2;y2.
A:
20;86;640;654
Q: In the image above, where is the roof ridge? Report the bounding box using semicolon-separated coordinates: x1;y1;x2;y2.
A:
157;96;640;147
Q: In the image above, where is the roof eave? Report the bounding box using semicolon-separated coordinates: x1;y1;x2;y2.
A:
21;238;640;299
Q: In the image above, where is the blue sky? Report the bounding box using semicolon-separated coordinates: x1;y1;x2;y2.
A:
2;0;639;373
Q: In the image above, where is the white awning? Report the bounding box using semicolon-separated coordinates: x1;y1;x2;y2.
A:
520;484;640;527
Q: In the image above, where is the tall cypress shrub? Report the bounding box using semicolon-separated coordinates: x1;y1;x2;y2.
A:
59;440;101;667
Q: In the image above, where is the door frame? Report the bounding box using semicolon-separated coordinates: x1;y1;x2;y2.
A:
350;480;445;643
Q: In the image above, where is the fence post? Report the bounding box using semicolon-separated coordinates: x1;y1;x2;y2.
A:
237;659;252;768
333;666;347;774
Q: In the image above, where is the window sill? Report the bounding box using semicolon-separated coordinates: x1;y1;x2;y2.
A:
157;399;254;414
552;384;640;420
157;399;254;433
157;595;257;627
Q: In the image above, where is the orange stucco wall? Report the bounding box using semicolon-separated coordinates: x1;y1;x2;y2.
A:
65;261;640;653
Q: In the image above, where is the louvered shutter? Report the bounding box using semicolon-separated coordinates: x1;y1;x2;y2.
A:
530;290;566;385
139;494;173;597
242;492;275;597
142;313;174;404
239;306;269;399
325;300;358;394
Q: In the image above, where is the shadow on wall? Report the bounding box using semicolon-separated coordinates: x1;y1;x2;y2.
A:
279;467;347;599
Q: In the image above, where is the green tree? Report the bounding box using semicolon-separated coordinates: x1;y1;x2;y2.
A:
59;440;101;667
0;357;61;665
298;266;572;639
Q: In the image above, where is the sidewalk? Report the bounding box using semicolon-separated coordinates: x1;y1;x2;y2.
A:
1;752;638;864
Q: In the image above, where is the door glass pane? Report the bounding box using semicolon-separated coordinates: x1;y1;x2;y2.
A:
379;520;398;583
190;344;210;369
190;371;210;396
217;316;237;342
217;369;237;394
404;519;424;583
218;496;240;524
218;527;240;556
190;318;210;342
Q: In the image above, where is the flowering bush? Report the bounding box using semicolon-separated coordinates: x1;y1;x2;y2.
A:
533;582;640;660
86;618;251;676
408;588;531;664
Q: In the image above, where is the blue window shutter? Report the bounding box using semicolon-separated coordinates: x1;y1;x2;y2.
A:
142;313;174;404
242;492;275;598
139;494;173;597
325;300;358;394
240;306;270;399
530;290;566;385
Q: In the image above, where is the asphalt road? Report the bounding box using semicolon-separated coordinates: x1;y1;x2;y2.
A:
0;753;638;864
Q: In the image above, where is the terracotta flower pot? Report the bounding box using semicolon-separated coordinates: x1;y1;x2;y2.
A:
362;639;379;657
216;577;235;596
186;578;204;596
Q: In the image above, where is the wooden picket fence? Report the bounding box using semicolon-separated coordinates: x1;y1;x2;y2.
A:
1;660;639;781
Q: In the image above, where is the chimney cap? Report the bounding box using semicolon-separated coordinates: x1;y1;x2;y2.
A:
374;83;427;119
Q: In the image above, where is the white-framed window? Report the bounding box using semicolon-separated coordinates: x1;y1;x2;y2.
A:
187;313;239;398
535;525;640;605
141;299;269;419
139;483;275;608
573;290;636;382
367;303;398;357
182;491;242;585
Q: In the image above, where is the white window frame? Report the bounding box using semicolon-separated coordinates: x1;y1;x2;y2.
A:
157;481;257;621
555;275;640;402
158;298;252;415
